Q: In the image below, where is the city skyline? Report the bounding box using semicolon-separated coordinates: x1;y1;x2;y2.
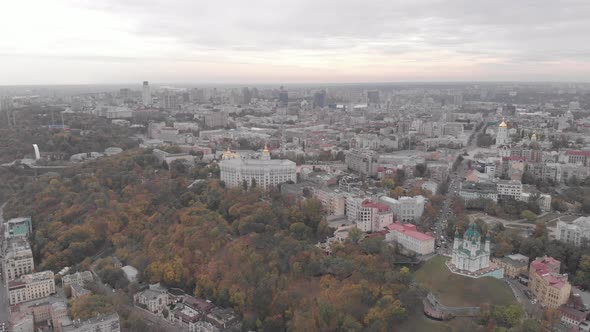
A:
2;0;590;85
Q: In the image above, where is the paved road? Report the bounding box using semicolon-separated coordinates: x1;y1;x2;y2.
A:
0;203;9;324
432;119;490;255
506;279;541;318
130;306;185;332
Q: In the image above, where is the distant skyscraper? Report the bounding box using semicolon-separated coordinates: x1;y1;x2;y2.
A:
142;81;151;106
242;87;252;104
367;90;380;105
278;86;288;106
163;90;179;110
313;90;326;108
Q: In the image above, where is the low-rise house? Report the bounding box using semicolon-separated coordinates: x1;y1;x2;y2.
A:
204;307;241;332
121;265;138;283
70;284;91;299
492;254;529;278
558;304;587;329
62;271;93;289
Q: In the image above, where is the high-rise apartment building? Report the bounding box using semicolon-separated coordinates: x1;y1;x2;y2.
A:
3;238;34;281
141;81;151;106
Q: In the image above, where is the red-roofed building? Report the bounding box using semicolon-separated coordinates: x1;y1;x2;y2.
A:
529;256;572;308
385;221;435;255
566;150;590;166
558;304;587;329
357;200;394;233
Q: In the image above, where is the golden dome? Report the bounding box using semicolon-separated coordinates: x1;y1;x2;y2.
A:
222;147;237;160
499;119;507;128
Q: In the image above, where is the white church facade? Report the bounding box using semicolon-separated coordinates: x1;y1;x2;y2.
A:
447;223;504;279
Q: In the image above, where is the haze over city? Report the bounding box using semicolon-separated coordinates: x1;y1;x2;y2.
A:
4;1;590;332
2;0;590;84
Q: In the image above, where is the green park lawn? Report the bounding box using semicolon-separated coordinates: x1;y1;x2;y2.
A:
415;255;516;308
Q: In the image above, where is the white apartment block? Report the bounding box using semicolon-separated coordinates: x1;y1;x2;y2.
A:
379;195;426;222
8;271;56;305
3;238;34;281
312;188;346;216
345;194;365;223
220;148;296;190
345;149;378;176
496;179;522;200
557;217;590;246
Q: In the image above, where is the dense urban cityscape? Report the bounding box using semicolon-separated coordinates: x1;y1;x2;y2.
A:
3;0;590;331
0;82;590;332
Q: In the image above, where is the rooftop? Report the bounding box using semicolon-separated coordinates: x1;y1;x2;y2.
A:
386;221;434;241
361;200;391;212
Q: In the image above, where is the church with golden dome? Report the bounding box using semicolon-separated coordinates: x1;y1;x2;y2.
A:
495;118;510;146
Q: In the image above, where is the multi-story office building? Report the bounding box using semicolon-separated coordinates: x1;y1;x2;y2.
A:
379;195;426;222
496;179;522;200
220;147;296;190
8;271;56;305
521;192;552;212
162;90;179;110
3;238;34;281
344;193;366;223
204;111;228;129
385;222;434;255
442;122;464;138
529;162;561;183
356;200;393;233
345;149;378;177
528;256;571;308
312;187;346;216
557;217;590;246
459;181;498;202
62;313;120;332
565;150;590;167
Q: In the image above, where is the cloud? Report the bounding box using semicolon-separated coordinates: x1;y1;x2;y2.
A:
1;0;590;83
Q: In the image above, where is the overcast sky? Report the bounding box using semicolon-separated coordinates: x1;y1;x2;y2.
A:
1;0;590;84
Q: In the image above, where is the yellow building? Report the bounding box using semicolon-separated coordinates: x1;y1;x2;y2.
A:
493;254;529;278
528;256;571;308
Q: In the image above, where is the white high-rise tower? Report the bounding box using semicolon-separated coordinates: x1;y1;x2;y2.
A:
496;118;509;146
142;81;151;106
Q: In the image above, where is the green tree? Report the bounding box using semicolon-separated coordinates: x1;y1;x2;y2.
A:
520;210;537;221
492;305;524;328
